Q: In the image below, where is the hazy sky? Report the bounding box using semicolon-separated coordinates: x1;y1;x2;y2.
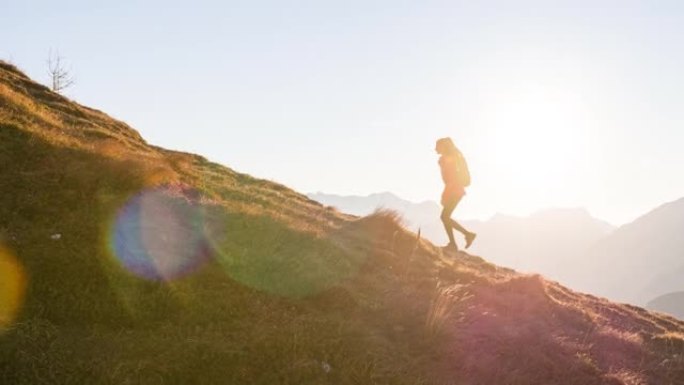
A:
3;1;684;225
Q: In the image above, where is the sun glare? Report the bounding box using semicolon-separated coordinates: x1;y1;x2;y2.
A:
481;85;592;200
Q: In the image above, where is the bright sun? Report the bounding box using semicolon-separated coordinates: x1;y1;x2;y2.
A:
480;85;593;199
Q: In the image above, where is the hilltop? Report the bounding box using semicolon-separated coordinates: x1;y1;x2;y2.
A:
2;61;684;384
309;192;615;284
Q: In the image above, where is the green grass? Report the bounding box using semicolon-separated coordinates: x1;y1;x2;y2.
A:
3;60;684;384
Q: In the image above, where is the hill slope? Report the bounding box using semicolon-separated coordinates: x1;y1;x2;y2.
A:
308;192;615;285
307;191;446;241
2;61;684;384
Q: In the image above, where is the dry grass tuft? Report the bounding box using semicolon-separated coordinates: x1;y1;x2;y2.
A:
425;284;471;340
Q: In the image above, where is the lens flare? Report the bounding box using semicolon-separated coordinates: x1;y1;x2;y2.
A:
110;186;211;281
0;243;26;330
205;212;361;299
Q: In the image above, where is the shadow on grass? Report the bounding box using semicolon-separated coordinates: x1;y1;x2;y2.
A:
0;123;365;327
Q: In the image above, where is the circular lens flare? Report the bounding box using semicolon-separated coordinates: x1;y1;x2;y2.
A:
110;186;211;281
0;243;26;330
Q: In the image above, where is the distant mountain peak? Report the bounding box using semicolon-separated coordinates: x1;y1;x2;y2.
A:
531;207;590;217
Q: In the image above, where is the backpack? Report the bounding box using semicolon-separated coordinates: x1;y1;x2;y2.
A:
454;150;471;187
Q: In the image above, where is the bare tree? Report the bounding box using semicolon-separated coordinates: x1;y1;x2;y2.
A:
47;50;75;93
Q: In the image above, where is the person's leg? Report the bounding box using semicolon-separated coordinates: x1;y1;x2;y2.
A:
444;196;477;248
440;198;459;247
449;218;469;236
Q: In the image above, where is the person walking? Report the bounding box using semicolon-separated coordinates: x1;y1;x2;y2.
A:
435;137;476;254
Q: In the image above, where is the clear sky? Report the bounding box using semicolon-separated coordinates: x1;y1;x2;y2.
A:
3;0;684;225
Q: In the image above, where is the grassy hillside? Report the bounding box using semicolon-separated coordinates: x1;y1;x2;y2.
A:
2;61;684;384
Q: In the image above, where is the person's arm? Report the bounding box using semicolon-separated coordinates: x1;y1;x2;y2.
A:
439;156;457;184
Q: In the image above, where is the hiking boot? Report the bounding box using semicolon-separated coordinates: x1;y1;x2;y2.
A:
465;232;477;249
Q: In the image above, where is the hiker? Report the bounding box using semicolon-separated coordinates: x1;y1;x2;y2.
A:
435;137;476;253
